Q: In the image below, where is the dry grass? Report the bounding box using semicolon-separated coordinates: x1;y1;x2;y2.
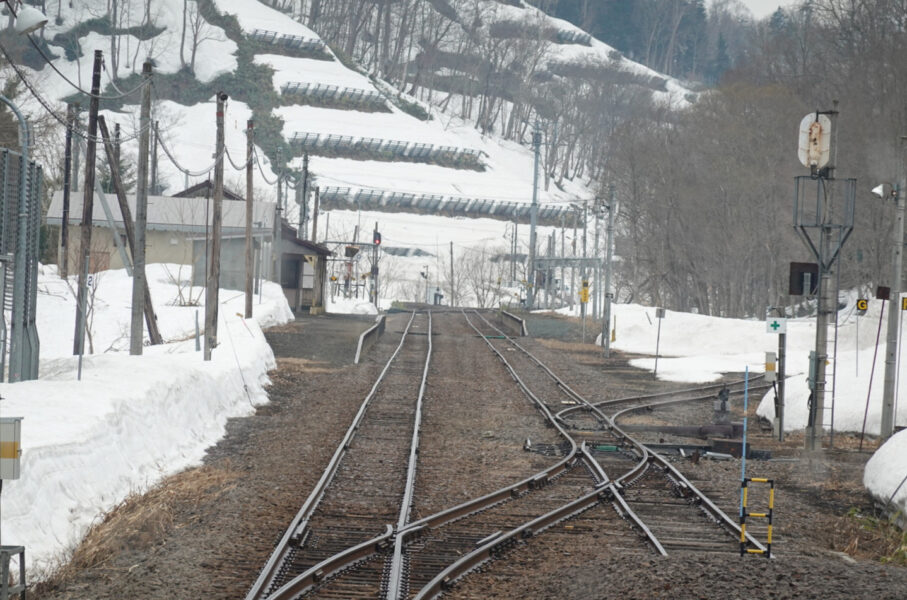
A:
835;509;907;565
275;356;337;374
40;465;239;585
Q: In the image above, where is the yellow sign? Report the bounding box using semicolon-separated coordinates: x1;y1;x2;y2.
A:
857;299;868;311
903;297;907;311
579;289;589;303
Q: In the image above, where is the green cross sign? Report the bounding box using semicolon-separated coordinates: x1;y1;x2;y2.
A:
766;318;787;334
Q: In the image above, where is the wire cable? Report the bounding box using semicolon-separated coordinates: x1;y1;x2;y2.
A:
253;148;278;185
224;145;252;171
0;40;153;144
157;130;223;177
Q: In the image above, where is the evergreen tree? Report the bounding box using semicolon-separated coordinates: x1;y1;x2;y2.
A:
707;33;731;85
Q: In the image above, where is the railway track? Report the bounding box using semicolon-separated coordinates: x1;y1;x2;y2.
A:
248;309;768;600
245;311;432;600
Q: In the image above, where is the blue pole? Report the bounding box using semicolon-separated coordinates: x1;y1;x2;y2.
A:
740;366;749;515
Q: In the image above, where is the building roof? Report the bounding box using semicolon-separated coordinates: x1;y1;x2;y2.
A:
280;221;332;256
172;180;245;202
46;191;276;234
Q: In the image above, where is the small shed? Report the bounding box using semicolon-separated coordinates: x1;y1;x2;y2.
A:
276;221;331;314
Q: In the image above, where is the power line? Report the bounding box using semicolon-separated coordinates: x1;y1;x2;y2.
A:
21;31;149;101
157;129;224;177
253;148;278;185
0;40;152;144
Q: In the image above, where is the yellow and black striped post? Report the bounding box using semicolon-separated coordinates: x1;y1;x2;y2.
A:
740;477;774;558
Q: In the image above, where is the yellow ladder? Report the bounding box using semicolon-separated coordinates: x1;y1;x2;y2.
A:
740;477;774;558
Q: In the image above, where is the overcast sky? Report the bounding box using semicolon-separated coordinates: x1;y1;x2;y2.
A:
734;0;801;19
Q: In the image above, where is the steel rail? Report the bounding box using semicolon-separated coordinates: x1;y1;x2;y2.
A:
400;309;583;534
556;377;769;420
386;312;433;600
256;310;586;600
245;312;419;600
578;443;667;556
478;313;767;551
412;310;764;594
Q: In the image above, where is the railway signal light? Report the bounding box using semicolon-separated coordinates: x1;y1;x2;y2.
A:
373;231;381;246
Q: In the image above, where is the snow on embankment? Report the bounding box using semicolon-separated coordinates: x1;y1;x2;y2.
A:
0;264;293;574
864;430;907;522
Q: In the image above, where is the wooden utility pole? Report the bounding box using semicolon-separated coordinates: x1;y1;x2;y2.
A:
131;61;154;354
150;120;159;194
73;50;103;356
205;93;227;361
97;116;163;347
61;103;74;279
301;152;309;237
449;240;455;307
311;186;320;243
245;119;254;319
72;107;81;192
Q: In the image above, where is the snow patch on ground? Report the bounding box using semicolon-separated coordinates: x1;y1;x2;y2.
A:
0;264;293;573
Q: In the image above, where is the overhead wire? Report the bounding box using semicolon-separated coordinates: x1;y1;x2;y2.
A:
0;40;153;144
21;31;149;101
157;129;224;177
253;148;278;185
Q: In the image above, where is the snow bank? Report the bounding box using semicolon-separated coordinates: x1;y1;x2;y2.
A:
0;264;293;573
864;430;907;520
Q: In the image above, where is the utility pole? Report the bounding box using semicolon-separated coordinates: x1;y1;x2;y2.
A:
302;152;309;237
150;121;159;195
603;184;616;358
72;106;81;192
881;139;907;439
113;122;121;184
245;119;254;319
593;199;601;320
372;221;379;305
98;116;162;347
311;186;320;243
73;50;103;357
571;207;577;310
130;61;153;355
449;240;455;307
295;178;305;239
205;92;227;361
61;103;74;279
527;120;541;309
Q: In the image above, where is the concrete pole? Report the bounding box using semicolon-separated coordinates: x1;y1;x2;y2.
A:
130;62;152;355
881;141;906;439
204;93;227;361
61;103;74;279
603;185;615;357
593;201;600;320
72;108;81;192
778;330;786;441
527;121;541;309
245;119;254;319
73;50;103;357
312;186;320;243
